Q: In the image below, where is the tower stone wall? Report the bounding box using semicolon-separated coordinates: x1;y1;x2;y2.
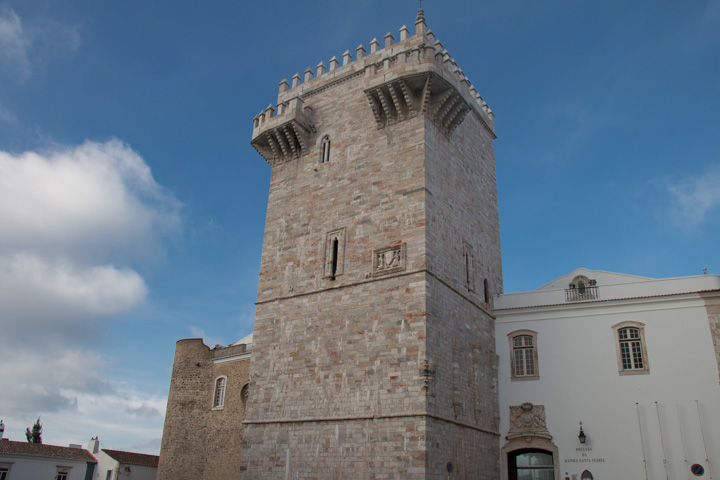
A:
157;339;250;480
242;10;501;479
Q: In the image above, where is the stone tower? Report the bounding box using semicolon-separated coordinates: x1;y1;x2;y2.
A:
242;10;502;479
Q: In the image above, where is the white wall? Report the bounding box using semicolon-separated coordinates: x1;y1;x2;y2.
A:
496;291;720;480
0;454;92;480
92;451;156;480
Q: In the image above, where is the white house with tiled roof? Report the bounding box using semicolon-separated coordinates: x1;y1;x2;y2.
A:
88;437;158;480
0;435;97;480
494;269;720;480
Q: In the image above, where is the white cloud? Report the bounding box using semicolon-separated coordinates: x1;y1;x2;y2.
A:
0;347;166;453
0;100;16;124
0;4;82;82
0;140;180;261
0;348;110;414
189;326;227;348
0;4;30;79
0;253;147;340
659;165;720;228
0;139;179;451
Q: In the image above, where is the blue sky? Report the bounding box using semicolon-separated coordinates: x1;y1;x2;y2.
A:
1;0;718;454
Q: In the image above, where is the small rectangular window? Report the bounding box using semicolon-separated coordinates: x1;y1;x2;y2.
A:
0;468;8;480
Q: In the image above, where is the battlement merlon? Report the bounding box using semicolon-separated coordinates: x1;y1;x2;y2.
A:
251;10;495;165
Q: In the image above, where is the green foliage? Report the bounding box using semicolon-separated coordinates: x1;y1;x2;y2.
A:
25;418;42;444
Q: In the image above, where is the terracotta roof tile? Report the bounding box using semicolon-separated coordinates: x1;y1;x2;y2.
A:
101;449;159;467
0;439;96;463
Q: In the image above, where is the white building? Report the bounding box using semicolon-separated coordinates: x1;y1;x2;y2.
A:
88;437;158;480
494;268;720;480
0;428;157;480
0;437;97;480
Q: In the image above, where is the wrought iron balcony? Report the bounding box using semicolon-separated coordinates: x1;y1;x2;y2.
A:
565;285;599;302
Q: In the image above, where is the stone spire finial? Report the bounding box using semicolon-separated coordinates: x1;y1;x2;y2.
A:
356;44;366;59
264;104;275;118
317;62;326;76
415;8;427;35
279;78;289;93
384;32;394;49
329;56;339;71
291;73;301;88
342;50;352;66
370;38;380;54
399;25;409;41
304;67;314;83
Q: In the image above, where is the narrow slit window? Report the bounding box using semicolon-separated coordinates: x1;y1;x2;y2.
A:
462;242;474;292
324;228;345;280
320;135;331;164
484;279;490;304
465;254;470;285
331;238;339;280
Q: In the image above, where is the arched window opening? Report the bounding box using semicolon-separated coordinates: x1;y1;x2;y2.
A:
320;135;331;164
241;383;249;406
213;376;227;408
509;330;539;380
581;470;594;480
566;275;598;301
618;327;644;370
513;336;535;377
612;321;649;374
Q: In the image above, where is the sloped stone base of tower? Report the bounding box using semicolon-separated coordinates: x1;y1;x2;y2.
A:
426;419;500;479
241;417;499;479
241;418;427;479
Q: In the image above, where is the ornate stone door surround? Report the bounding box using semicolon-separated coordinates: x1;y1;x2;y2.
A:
501;402;561;480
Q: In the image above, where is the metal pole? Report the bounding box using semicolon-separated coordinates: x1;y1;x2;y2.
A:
676;403;690;480
655;401;670;480
636;402;650;480
696;400;714;480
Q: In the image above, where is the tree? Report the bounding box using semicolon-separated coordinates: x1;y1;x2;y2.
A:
25;418;42;444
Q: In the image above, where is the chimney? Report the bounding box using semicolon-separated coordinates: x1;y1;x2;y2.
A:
0;419;4;440
88;436;100;454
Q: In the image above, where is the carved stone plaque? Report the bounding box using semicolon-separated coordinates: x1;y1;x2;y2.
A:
372;244;406;276
507;402;551;439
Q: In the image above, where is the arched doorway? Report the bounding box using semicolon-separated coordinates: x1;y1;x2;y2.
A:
581;470;593;480
508;449;554;480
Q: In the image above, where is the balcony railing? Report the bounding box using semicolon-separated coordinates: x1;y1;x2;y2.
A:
565;286;599;302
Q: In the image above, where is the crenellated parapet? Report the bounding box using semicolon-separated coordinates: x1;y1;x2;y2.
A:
251;9;495;165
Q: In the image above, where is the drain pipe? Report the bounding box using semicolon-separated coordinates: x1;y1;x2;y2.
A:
696;400;714;480
655;402;670;480
636;403;650;480
676;403;690;480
